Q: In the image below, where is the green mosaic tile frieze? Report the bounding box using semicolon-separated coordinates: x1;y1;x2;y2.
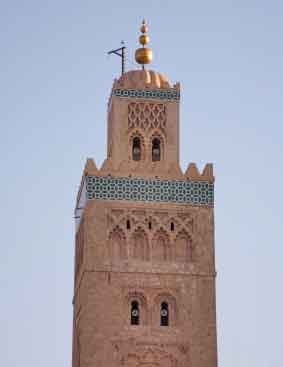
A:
86;176;214;206
112;88;180;101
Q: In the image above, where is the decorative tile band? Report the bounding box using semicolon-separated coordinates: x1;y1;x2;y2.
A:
112;88;180;101
86;176;213;207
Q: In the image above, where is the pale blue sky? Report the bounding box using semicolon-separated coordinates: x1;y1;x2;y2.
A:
1;1;283;366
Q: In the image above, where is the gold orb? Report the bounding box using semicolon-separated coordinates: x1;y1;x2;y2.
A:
140;23;148;34
135;47;153;65
139;34;149;46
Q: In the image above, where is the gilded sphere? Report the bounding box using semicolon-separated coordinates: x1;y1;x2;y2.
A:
140;23;149;34
135;47;153;64
139;34;149;45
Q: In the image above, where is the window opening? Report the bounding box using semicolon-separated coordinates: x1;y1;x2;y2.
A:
132;137;141;161
131;301;140;325
170;222;174;231
148;221;152;230
126;220;131;230
152;138;161;162
160;302;169;326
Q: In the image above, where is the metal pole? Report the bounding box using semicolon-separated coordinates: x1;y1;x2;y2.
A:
122;46;125;74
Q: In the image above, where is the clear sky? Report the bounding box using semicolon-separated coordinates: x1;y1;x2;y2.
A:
1;1;283;366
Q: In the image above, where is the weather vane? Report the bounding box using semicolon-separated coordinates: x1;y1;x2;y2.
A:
108;41;126;75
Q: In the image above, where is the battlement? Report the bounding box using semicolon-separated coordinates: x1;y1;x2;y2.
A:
81;158;214;182
75;159;214;213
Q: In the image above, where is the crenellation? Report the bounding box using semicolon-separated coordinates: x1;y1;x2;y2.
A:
76;159;214;206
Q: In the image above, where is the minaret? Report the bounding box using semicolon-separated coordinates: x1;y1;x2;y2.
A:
72;21;217;367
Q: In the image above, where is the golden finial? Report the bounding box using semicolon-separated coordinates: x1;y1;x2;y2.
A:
135;20;153;68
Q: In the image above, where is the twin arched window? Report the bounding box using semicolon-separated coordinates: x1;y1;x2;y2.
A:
131;136;162;162
130;300;169;326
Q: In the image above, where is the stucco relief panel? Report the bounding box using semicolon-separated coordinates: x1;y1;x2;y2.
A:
128;102;166;133
107;207;197;264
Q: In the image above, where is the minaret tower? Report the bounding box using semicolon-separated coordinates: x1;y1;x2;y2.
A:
72;22;217;367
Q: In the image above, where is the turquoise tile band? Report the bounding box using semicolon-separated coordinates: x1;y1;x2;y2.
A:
112;88;180;101
86;176;213;206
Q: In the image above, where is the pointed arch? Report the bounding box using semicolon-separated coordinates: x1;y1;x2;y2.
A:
150;131;165;162
131;227;149;261
109;226;127;261
131;300;140;325
126;291;148;325
153;293;178;327
160;302;169;326
175;230;192;263
132;137;141;161
152;137;161;161
129;130;146;162
152;228;171;262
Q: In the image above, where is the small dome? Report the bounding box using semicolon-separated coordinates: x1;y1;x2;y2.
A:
116;70;172;89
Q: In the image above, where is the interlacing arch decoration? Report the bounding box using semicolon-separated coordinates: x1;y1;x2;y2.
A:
165;216;182;232
131;227;150;261
129;130;146;162
108;226;127;261
152;228;171;262
174;230;192;263
108;209;196;264
128;102;166;132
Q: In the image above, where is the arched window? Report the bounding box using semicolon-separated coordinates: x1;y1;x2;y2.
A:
132;137;141;161
175;231;192;263
109;227;126;261
160;302;169;326
154;294;177;327
131;301;140;325
153;230;171;262
132;228;150;261
152;138;161;162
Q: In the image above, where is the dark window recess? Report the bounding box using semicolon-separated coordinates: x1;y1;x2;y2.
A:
152;138;161;162
132;137;141;161
148;221;152;230
131;301;140;325
126;220;131;230
170;222;174;231
160;302;169;326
